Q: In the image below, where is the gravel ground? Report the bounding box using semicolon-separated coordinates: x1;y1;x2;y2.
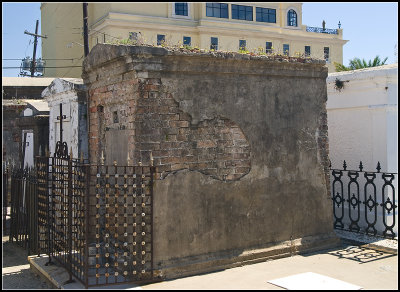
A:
2;220;55;290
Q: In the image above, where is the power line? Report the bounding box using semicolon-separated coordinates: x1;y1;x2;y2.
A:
3;58;82;61
3;66;82;69
89;27;121;40
62;55;84;78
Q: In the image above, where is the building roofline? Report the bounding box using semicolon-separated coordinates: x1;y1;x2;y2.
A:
2;77;56;87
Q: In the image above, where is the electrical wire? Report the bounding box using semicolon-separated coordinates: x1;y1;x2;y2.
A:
3;58;82;61
3;58;80;61
3;66;82;69
89;27;121;40
61;55;84;78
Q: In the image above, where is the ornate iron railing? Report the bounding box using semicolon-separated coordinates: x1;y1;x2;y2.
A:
306;26;338;35
331;160;398;239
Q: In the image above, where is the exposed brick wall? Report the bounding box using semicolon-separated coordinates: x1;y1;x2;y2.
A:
88;76;251;181
135;77;251;181
88;79;138;165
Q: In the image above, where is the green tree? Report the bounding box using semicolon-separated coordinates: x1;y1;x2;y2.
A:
334;55;388;72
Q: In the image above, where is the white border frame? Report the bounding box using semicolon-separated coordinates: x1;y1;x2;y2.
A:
171;2;192;20
285;7;300;29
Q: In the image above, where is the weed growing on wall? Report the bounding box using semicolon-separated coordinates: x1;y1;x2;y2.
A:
105;37;323;64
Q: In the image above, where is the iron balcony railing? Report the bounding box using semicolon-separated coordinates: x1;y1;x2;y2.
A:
331;160;397;239
306;26;338;35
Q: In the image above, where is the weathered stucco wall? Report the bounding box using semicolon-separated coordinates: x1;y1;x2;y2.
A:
82;44;336;279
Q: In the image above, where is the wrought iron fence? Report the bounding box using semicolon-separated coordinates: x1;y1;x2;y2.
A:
306;26;338;35
27;153;156;288
9;167;40;254
331;161;398;239
43;155;89;285
3;165;11;235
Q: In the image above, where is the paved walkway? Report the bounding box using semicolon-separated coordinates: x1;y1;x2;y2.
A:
140;244;397;290
23;237;397;290
2;218;398;290
2;236;54;290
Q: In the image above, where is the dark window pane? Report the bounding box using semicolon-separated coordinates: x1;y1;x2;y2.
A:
206;6;213;16
221;4;228;18
305;46;311;56
283;44;289;56
206;3;228;18
239;40;246;50
256;10;261;22
256;7;276;23
183;36;191;46
157;34;165;46
287;9;297;26
324;47;329;60
232;4;253;21
175;3;188;16
266;41;272;53
210;37;218;50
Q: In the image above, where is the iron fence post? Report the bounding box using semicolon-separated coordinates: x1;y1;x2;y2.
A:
3;166;9;235
47;156;53;265
84;163;90;289
150;165;155;280
67;154;73;283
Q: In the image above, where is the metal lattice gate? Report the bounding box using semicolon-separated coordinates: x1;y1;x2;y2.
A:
34;154;156;288
87;162;155;287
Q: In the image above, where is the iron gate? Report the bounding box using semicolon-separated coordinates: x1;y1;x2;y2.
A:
9;167;40;254
9;153;156;288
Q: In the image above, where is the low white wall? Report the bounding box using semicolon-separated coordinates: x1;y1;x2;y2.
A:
327;64;398;173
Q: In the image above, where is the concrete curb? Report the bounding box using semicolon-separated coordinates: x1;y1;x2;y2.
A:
28;255;143;289
28;256;60;289
334;229;398;254
28;255;84;289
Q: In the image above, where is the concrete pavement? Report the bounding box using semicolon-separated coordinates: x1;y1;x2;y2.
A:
24;235;397;290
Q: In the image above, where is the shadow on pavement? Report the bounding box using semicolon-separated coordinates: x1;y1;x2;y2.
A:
2;235;55;289
326;244;396;264
300;240;396;264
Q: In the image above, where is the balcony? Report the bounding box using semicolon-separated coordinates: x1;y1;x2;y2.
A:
306;26;338;35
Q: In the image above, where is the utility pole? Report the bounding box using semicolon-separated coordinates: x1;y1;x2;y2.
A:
24;20;47;77
83;3;89;57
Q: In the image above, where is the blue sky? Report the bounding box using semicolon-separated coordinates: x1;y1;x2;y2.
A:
2;2;398;77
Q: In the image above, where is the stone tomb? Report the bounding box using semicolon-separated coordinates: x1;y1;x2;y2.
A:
82;44;338;280
42;78;89;160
